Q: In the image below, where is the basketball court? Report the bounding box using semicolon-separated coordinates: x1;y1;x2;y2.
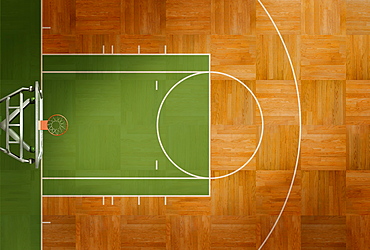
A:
2;0;370;249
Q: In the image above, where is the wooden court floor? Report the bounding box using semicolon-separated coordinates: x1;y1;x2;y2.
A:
42;0;370;249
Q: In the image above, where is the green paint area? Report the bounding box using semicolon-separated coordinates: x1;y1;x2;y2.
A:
1;0;41;249
43;54;209;72
42;55;210;196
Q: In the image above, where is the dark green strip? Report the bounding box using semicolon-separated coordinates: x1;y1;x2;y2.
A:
1;0;41;248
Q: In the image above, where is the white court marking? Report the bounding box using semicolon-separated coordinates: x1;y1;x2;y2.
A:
257;0;301;249
156;71;265;180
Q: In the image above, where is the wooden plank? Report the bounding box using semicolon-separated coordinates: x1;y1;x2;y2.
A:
211;0;256;35
301;35;346;80
346;171;370;215
346;80;370;124
347;125;370;170
301;126;346;170
255;80;299;125
302;0;346;35
302;171;346;215
121;0;166;35
346;35;370;80
256;35;301;80
167;215;211;249
347;215;370;249
211;216;256;248
256;170;301;215
301;216;346;248
211;170;256;215
121;215;166;248
166;0;211;34
256;0;301;34
302;80;345;125
346;0;370;34
211;35;256;80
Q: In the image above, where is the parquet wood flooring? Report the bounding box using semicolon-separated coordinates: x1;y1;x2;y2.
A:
42;0;370;249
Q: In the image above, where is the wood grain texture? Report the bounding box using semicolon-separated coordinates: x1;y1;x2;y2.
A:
121;216;166;248
121;0;166;35
211;0;256;35
166;0;211;34
346;215;370;249
43;0;76;35
346;80;370;124
43;216;76;248
347;125;370;170
301;216;346;248
346;0;370;35
257;215;301;250
42;0;370;249
76;215;121;250
166;34;210;53
211;216;256;248
257;35;301;80
211;35;256;80
257;125;299;170
302;80;345;125
256;0;301;34
301;35;346;80
256;170;301;216
75;0;121;34
346;171;370;215
301;126;346;170
119;35;166;53
211;170;256;215
301;171;346;215
255;80;300;125
347;35;370;80
167;215;211;249
302;0;346;35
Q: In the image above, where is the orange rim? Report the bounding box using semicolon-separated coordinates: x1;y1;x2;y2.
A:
47;114;68;136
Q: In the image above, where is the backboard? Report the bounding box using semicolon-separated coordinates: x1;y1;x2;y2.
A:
35;81;43;168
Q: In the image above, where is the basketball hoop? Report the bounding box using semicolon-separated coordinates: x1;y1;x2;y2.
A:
39;114;68;136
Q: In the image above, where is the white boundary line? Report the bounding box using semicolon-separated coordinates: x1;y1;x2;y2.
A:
257;0;302;249
155;81;158;90
43;177;201;180
42;71;204;74
155;160;158;170
40;0;44;248
43;53;210;56
43;195;210;197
